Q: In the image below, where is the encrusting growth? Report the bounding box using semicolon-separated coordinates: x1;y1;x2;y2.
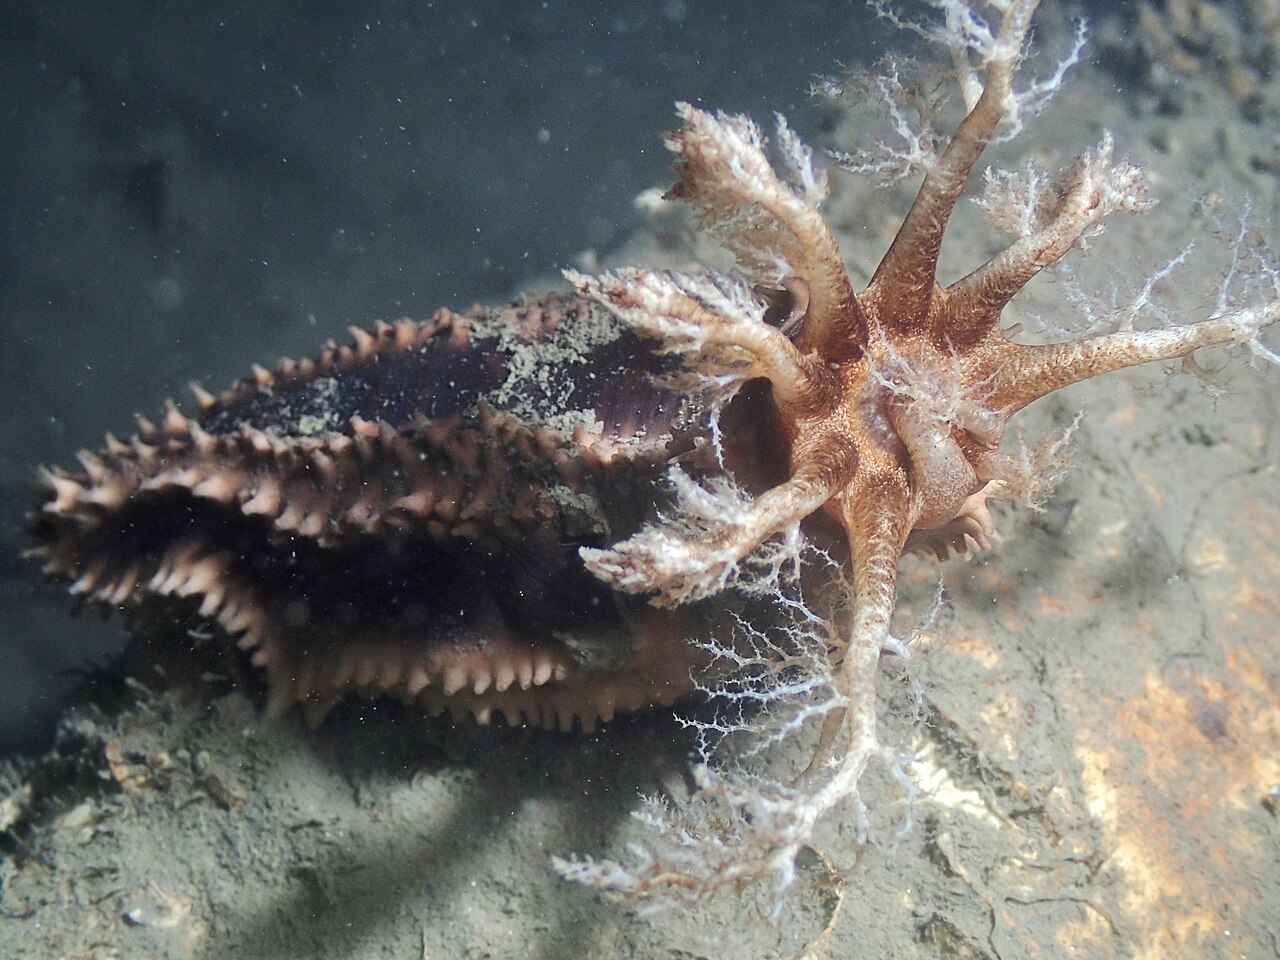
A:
555;0;1279;911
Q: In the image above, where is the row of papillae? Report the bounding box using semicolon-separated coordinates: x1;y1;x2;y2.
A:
31;307;702;730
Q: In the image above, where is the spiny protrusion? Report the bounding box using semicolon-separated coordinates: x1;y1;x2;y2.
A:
41;468;84;513
84;478;130;511
69;555;109;597
349;415;380;439
104;433;131;457
102;564;141;606
30;291;693;741
191;469;243;504
131;436;159;463
163;399;189;435
241;474;283;517
394;318;418;349
189;422;217;456
349;325;376;355
190;382;217;414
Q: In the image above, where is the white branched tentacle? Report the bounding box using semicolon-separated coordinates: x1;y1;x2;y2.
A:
868;0;1063;308
871;336;1003;443
951;133;1153;315
581;460;840;607
977;411;1081;511
565;267;823;409
667;103;834;278
686;586;851;758
872;0;1084;137
973;158;1056;237
772;113;827;210
1211;203;1280;367
828;60;942;182
1127;244;1195;332
667;103;858;338
996;296;1280;412
554;547;921;913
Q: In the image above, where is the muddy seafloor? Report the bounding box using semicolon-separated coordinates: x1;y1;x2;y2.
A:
2;3;1279;959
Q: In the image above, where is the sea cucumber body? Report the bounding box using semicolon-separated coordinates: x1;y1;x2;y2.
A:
32;295;739;730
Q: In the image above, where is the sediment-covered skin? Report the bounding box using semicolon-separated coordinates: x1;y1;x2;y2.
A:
30;295;771;730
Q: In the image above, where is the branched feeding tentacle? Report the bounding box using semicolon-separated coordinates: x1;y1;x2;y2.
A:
665;103;866;356
826;57;944;184
684;601;847;760
582;438;858;607
989;297;1280;414
555;532;922;914
869;0;1077;319
565;267;831;411
948;132;1153;322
